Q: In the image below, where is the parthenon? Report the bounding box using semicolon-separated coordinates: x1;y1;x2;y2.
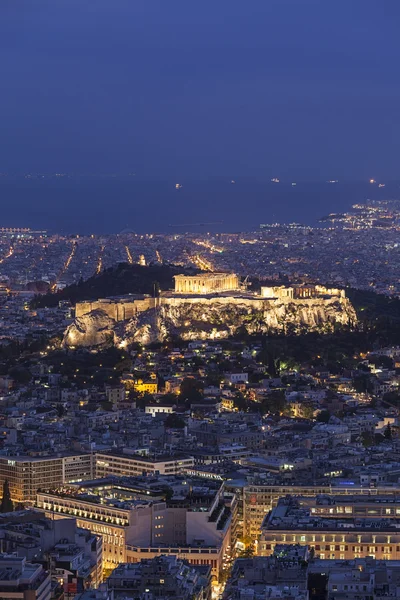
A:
174;273;239;294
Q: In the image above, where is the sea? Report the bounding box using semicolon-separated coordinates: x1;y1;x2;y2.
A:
0;176;398;235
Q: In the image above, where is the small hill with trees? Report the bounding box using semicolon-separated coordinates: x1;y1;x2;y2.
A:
31;263;198;308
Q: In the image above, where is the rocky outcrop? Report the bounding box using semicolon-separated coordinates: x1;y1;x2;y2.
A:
63;309;116;347
63;295;357;347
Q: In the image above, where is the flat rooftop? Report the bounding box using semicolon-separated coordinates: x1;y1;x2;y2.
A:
96;450;193;463
263;499;400;532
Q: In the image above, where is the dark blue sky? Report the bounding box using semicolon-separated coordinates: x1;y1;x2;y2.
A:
1;0;400;181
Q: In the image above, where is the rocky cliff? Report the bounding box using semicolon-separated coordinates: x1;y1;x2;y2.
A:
63;295;357;347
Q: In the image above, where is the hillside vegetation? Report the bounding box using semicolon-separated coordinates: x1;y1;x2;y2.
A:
31;263;197;308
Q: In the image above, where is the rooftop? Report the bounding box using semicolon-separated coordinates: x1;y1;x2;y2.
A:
263;497;400;532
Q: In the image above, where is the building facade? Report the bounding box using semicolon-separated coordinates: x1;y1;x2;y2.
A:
243;483;400;538
260;496;400;561
75;296;155;321
261;285;345;300
36;478;232;580
173;273;239;294
106;555;211;600
94;452;194;479
0;555;51;600
0;454;94;504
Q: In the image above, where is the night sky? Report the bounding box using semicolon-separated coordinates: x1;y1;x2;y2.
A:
0;1;400;230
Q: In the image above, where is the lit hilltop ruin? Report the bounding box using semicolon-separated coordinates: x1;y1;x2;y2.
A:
64;273;357;347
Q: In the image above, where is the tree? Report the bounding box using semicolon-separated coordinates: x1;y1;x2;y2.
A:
263;390;286;415
233;392;247;412
361;431;374;448
136;392;155;409
238;542;255;558
0;480;13;513
164;413;185;429
179;378;203;402
162;393;179;404
9;367;32;386
384;423;392;440
352;374;371;394
317;410;330;423
302;405;314;420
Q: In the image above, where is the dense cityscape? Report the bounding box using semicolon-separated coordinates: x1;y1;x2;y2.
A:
1;199;400;295
0;199;397;599
3;0;400;598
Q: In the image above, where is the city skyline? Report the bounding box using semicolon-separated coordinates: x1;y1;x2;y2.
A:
1;2;400;598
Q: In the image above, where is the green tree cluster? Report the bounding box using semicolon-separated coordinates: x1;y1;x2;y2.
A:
0;480;13;513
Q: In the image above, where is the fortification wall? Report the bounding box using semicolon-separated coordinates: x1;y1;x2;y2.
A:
75;302;94;318
75;297;155;321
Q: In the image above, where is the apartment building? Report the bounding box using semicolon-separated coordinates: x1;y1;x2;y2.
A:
260;496;400;561
0;453;93;503
94;451;194;478
36;476;231;579
0;451;195;505
0;513;102;589
224;546;309;600
0;555;51;600
106;555;211;600
243;482;400;538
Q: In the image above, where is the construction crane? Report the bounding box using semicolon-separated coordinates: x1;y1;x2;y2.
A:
240;275;252;291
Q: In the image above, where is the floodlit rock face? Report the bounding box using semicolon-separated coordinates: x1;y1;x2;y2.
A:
63;295;357;347
63;309;116;347
155;296;356;341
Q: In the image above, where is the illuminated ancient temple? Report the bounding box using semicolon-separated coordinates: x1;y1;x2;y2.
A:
174;273;239;294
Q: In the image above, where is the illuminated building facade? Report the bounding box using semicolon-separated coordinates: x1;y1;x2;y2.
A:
36;478;232;580
0;454;93;503
122;373;158;394
243;483;400;538
174;273;239;294
37;491;155;569
94;452;194;478
261;285;346;300
260;496;400;561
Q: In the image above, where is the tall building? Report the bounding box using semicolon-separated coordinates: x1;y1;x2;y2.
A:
0;454;94;503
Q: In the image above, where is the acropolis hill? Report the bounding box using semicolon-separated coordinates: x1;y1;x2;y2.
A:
64;272;357;347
